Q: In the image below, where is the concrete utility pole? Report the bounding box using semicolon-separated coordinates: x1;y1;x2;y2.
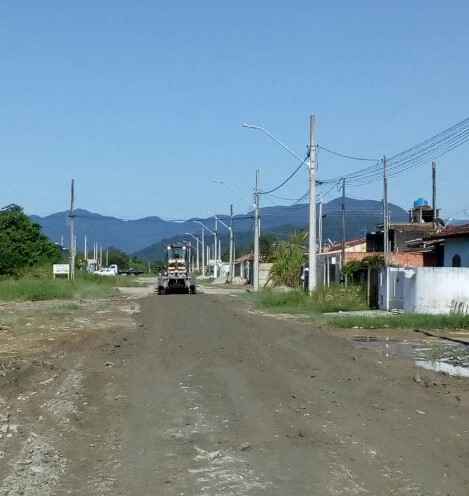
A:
185;233;200;271
106;248;109;267
432;161;437;228
213;217;218;279
194;221;215;278
216;216;234;283
341;178;346;273
230;204;234;282
69;179;76;281
84;235;88;261
383;155;390;311
318;197;323;254
253;169;260;291
383;156;389;264
308;115;317;295
201;228;205;276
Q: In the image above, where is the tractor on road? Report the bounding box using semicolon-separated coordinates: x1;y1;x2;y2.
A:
157;243;196;295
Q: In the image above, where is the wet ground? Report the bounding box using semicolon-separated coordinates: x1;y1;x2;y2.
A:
350;333;469;378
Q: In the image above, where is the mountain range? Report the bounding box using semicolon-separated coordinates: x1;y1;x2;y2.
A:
31;197;409;260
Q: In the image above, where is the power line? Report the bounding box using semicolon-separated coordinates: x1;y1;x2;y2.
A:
318;144;378;162
260;154;309;195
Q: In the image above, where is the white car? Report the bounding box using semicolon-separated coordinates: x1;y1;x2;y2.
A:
95;265;118;277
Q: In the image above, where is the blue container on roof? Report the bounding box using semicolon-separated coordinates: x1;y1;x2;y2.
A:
413;198;429;208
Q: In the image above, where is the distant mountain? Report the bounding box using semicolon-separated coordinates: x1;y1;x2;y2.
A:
133;198;408;261
31;198;408;257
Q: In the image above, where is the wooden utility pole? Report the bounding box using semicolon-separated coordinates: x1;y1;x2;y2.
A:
432;161;437;228
308;114;317;294
69;179;75;280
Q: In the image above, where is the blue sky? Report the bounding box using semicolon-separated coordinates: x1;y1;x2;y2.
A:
1;2;468;219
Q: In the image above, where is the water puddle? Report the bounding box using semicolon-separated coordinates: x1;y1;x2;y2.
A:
351;335;469;378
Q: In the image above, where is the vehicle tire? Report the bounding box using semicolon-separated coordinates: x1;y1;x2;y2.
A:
190;285;196;295
158;287;165;295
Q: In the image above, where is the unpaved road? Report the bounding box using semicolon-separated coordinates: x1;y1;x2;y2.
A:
1;291;469;495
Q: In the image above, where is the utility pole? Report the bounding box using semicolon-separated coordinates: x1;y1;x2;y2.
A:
213;216;218;279
308;115;317;294
185;233;200;272
383;156;389;264
318;197;323;254
253;169;260;291
201;228;205;276
432;161;437;229
216;216;234;283
69;179;75;281
383;155;390;311
106;247;109;267
84;235;88;261
341;178;346;276
230;204;234;283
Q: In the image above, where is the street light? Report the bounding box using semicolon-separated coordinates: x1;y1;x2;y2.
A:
215;216;234;283
242;118;317;294
193;220;216;278
185;233;200;272
241;123;305;163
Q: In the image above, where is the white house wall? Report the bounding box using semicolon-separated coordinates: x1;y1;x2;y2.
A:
444;238;469;267
379;267;469;315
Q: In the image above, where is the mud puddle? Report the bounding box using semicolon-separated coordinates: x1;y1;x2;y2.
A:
351;335;469;378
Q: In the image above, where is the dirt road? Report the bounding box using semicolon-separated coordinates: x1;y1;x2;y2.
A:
1;291;469;495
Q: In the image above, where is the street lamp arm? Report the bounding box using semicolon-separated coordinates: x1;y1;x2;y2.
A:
241;123;304;163
215;217;232;232
184;232;200;243
193;220;216;236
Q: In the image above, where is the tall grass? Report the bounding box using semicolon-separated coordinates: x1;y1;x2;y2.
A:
327;313;469;330
0;276;120;302
255;284;367;314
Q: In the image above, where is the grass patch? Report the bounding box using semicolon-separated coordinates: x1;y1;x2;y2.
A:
327;313;469;330
254;285;368;314
0;277;118;302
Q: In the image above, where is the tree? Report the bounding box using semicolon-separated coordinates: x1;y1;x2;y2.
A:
260;234;277;262
270;232;306;288
0;204;61;275
108;247;130;269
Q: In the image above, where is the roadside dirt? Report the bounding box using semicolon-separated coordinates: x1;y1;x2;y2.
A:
0;294;140;495
1;288;469;494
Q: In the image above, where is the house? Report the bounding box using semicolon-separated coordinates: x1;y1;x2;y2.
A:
233;253;253;285
429;224;469;267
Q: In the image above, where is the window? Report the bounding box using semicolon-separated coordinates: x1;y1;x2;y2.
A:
452;254;461;267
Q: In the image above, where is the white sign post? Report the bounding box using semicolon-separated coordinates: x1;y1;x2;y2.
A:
53;264;71;280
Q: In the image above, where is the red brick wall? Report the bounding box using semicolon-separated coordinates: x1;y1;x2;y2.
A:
344;251;427;267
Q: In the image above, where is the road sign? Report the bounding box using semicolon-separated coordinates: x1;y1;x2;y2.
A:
53;264;70;279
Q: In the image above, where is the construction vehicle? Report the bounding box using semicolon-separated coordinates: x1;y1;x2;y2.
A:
157;243;196;295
